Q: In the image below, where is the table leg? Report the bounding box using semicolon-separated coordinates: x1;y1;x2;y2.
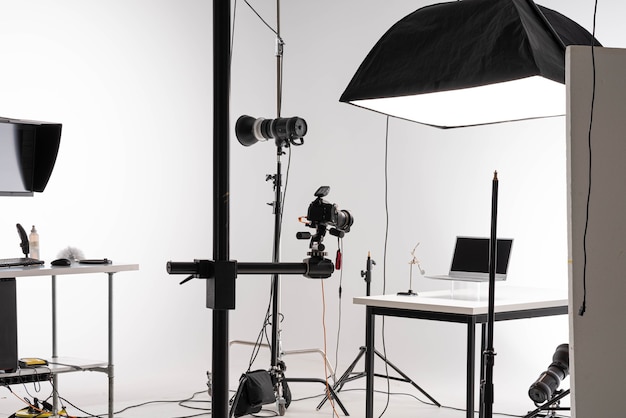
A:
108;272;114;418
365;306;375;418
52;275;59;415
479;323;487;418
467;318;476;418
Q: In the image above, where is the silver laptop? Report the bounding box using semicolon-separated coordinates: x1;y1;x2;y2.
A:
425;236;513;282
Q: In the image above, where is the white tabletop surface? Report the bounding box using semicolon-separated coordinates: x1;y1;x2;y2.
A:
0;262;139;278
353;285;567;316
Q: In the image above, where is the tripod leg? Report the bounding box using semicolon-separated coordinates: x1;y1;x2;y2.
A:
285;377;350;416
317;347;367;409
373;349;441;407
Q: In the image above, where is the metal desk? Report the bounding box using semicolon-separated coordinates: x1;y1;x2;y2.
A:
354;286;568;418
0;262;139;417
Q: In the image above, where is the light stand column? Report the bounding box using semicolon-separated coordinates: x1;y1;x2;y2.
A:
480;171;499;418
211;0;233;417
270;147;286;407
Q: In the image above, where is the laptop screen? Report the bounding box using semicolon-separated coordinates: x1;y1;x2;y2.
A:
451;237;513;275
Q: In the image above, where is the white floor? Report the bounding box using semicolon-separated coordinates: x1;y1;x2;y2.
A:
0;340;568;418
1;367;566;418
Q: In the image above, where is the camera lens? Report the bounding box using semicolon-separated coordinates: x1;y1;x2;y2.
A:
335;209;354;232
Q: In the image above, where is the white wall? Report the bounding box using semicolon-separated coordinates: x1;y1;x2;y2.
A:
1;0;623;415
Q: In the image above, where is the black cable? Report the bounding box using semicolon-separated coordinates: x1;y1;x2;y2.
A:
243;0;279;36
378;115;392;418
230;0;237;82
252;408;279;417
280;146;293;236
247;292;274;370
579;0;599;317
111;390;211;417
288;386;549;418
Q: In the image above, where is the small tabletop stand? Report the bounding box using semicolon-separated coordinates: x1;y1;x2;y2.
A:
317;252;440;410
397;243;423;296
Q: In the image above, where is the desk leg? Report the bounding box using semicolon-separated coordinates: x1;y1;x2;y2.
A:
478;323;487;418
365;306;375;418
52;275;59;415
467;318;476;418
108;272;114;418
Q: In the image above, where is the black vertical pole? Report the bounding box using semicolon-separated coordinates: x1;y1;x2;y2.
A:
213;0;231;417
481;171;499;418
365;306;375;418
270;0;284;386
270;156;282;370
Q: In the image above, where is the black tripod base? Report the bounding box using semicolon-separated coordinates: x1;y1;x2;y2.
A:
317;346;440;410
285;377;350;416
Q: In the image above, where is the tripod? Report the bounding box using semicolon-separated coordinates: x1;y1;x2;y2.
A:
317;253;440;409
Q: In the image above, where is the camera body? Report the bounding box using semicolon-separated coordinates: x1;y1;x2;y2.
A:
306;186;353;234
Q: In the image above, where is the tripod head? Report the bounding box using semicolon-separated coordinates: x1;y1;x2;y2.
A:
296;186;354;277
297;186;353;252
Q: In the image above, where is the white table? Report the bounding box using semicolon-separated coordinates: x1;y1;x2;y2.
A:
353;286;568;418
0;262;139;417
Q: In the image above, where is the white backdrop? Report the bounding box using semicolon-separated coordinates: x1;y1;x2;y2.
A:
0;0;621;415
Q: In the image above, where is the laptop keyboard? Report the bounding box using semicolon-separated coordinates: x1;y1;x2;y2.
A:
0;257;44;268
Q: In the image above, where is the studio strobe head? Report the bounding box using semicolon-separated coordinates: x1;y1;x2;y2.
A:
235;115;307;146
528;343;570;404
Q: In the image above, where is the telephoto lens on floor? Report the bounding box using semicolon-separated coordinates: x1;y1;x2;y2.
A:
528;343;570;404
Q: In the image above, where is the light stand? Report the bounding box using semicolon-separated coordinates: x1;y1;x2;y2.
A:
232;2;350;414
317;252;440;409
479;171;499;418
269;141;289;412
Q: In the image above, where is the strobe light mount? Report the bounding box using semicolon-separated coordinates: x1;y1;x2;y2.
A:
235;114;307;147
